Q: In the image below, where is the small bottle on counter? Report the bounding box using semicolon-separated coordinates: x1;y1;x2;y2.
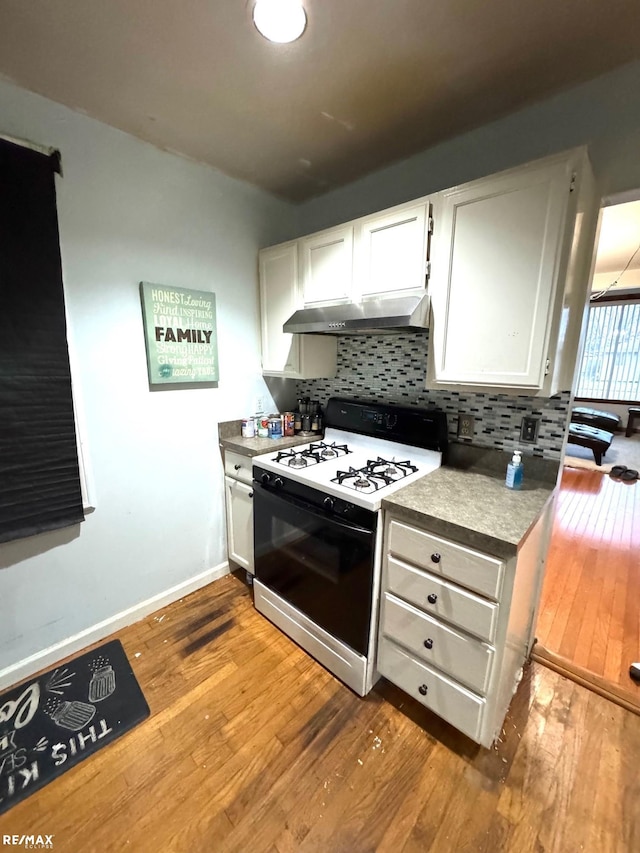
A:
505;450;523;490
311;402;323;433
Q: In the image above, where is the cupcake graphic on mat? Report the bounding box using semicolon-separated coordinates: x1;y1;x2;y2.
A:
49;700;96;731
88;665;116;702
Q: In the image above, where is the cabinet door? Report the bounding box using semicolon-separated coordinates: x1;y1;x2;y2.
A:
300;225;354;305
259;242;301;376
356;201;429;299
225;476;254;573
429;159;572;390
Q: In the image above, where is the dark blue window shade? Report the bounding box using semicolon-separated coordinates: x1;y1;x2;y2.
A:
0;137;84;543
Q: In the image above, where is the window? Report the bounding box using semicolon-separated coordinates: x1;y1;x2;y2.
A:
576;300;640;400
0;137;84;544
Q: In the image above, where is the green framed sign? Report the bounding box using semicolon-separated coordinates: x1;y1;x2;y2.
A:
140;282;219;385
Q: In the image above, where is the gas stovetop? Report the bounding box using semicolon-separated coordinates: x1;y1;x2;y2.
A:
252;427;442;510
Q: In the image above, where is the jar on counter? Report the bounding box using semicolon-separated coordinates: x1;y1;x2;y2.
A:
268;415;283;439
311;403;323;433
241;417;255;438
283;412;295;436
256;414;269;438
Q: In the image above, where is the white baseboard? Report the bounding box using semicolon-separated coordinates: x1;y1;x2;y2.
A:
0;561;230;692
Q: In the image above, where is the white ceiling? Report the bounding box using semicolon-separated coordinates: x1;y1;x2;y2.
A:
592;200;640;294
0;0;639;202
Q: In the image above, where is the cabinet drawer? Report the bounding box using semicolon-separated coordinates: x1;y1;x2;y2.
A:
386;556;498;643
224;450;253;486
381;593;494;694
378;638;485;742
387;520;504;600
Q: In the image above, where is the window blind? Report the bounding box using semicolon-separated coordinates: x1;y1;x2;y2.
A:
0;138;84;544
576;300;640;401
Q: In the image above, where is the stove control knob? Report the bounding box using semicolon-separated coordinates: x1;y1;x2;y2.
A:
260;472;271;485
323;497;334;511
273;477;284;489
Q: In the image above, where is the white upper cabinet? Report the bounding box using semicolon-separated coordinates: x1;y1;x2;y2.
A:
355;201;430;300
299;201;431;307
300;225;354;306
259;241;337;379
427;149;597;395
259;241;300;375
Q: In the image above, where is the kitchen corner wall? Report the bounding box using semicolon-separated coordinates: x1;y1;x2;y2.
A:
0;79;294;676
296;332;571;460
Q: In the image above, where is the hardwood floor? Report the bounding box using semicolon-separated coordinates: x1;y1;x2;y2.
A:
534;466;640;708
1;574;639;852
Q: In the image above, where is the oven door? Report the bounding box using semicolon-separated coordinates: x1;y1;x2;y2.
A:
253;484;375;656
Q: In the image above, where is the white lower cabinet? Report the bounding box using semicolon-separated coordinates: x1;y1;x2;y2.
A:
224;451;254;574
378;639;486;743
378;509;553;747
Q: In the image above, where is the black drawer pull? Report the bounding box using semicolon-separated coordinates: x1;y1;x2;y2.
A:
430;553;441;564
248;491;254;498
423;638;433;650
427;593;438;604
234;464;241;471
418;684;428;696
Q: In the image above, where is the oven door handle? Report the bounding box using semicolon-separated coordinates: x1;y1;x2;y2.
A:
253;483;375;536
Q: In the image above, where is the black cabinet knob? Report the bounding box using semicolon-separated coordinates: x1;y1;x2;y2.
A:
423;638;433;649
430;553;441;564
418;684;428;696
234;464;241;471
248;491;253;498
427;593;438;604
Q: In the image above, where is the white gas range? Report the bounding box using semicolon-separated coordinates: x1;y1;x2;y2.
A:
252;429;442;509
251;398;448;696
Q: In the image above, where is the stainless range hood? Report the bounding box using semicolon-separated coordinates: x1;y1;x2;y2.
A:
283;294;429;335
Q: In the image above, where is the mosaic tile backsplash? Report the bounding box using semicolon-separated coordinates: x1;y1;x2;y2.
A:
295;332;571;460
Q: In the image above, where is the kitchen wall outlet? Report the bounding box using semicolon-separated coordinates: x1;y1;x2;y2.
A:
255;396;264;414
520;416;540;443
457;413;475;438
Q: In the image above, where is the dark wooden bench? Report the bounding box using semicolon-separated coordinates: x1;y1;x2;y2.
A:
567;423;614;465
571;407;621;433
626;406;640;437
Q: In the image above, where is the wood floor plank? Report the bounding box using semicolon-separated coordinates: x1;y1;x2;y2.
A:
536;465;640;702
2;574;640;852
588;547;619;677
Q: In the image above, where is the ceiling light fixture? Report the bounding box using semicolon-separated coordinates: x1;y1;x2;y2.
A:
253;0;307;43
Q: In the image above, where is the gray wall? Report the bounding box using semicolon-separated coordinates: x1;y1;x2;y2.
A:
0;79;294;676
295;60;640;234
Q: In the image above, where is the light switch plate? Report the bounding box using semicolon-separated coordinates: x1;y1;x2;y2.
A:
520;416;540;443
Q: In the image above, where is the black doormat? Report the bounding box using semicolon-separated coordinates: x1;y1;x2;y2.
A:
0;639;149;814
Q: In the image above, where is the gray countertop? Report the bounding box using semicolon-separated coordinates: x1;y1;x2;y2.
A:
382;445;559;559
218;419;316;457
220;421;558;558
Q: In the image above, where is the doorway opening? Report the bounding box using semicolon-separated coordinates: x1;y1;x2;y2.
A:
533;192;640;713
